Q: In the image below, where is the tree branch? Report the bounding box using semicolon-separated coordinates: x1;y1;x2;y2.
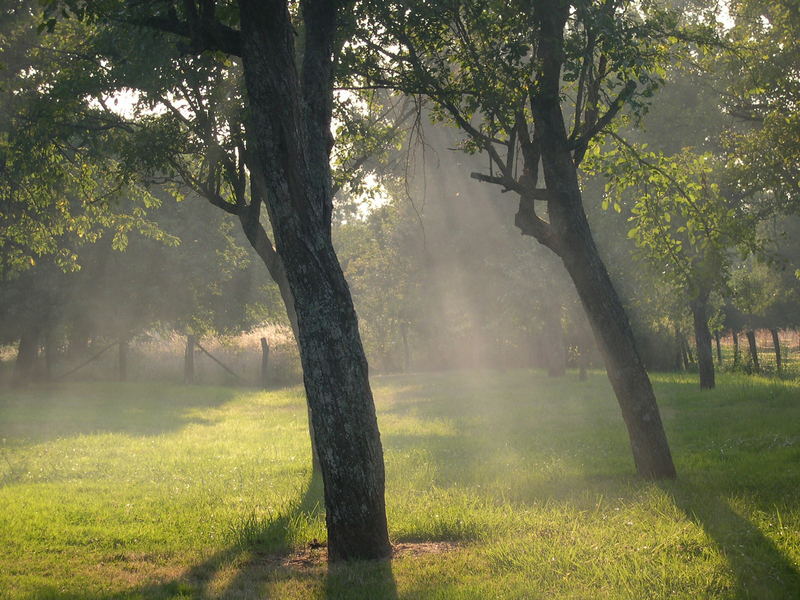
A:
469;171;550;201
570;80;636;165
132;11;241;57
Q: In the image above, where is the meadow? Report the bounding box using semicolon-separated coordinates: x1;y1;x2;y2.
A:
1;370;799;599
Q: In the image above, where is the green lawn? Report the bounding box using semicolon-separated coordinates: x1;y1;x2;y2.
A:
1;371;799;599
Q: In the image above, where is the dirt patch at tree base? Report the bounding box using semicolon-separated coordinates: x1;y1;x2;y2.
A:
276;540;461;569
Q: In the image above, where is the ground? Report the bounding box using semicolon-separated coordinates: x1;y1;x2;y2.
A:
1;370;799;599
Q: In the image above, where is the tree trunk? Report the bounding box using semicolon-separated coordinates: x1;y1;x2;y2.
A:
259;337;270;388
770;328;782;373
238;0;389;561
677;331;689;371
685;338;695;364
714;332;722;365
679;334;690;371
184;334;196;385
746;330;760;373
673;340;683;372
732;330;740;367
13;328;40;386
524;39;675;478
553;214;675;478
691;294;715;390
242;224;320;477
118;337;128;382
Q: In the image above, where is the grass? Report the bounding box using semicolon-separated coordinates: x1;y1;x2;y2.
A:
0;370;799;599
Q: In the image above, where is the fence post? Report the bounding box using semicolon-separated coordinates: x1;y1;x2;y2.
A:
260;337;270;389
184;334;196;384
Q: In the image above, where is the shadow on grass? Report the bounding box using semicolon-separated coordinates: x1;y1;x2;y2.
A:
128;472;397;600
0;383;244;445
661;482;800;600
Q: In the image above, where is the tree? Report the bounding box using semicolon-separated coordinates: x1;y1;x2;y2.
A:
589;146;755;388
354;0;679;477
720;0;800;214
46;0;391;560
1;2;173;384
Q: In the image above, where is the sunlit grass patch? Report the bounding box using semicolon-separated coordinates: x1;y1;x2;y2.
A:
1;370;799;598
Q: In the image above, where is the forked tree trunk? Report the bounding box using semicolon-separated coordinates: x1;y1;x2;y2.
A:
691;294;715;390
714;333;722;365
527;35;675;478
746;330;760;373
770;328;782;373
732;330;740;367
184;334;196;384
238;0;389;561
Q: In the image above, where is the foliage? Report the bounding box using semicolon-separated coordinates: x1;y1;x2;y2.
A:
719;0;800;213
0;2;172;277
346;0;711;185
587;144;754;300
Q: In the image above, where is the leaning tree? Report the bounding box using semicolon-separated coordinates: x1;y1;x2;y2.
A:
352;0;687;477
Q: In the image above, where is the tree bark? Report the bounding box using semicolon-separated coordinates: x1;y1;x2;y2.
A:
770;328;782;373
746;330;760;373
523;12;675;478
237;0;390;561
691;294;715;390
732;330;740;367
184;334;196;385
239;213;321;476
552;209;676;478
13;328;40;386
536;162;675;476
714;332;722;365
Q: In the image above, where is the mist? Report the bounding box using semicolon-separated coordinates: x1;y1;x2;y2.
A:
3;0;800;592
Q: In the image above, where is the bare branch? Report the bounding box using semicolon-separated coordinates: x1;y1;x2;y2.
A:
470;171;551;201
